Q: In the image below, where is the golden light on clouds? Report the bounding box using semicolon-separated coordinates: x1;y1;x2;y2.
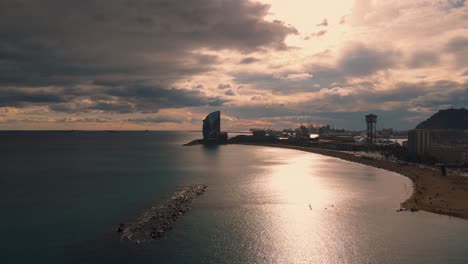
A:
261;0;354;51
0;0;466;130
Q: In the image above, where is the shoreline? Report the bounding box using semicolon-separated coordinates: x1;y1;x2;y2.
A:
235;142;468;220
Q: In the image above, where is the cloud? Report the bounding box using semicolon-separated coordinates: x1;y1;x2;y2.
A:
407;51;440;68
310;30;327;38
41;85;229;113
277;73;313;81
447;0;466;9
316;18;328;26
0;0;296;113
233;43;399;94
0;0;465;130
339;16;346;24
0;116;113;124
61;117;113;123
217;83;232;89
337;43;399;76
228;75;467;130
445;36;468;67
127;116;186;124
240;57;261;64
224;89;236;96
0;88;68;107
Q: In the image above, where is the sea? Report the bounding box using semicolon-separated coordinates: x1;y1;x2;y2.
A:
1;131;468;264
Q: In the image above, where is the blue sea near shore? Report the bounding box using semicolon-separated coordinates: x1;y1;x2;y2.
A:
1;131;468;264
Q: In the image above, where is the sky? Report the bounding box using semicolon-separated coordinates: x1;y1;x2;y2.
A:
0;0;467;130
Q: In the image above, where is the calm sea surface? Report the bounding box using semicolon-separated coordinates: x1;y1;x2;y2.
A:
1;131;468;264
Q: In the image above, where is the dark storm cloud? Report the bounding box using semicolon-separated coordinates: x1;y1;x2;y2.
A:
46;85;228;113
0;88;68;106
105;86;227;109
0;0;296;112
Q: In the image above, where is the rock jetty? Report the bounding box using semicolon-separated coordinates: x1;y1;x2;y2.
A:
118;184;207;244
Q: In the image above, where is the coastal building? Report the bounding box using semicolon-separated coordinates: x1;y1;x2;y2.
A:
381;128;394;137
202;111;228;143
252;130;266;137
407;108;468;162
203;111;221;140
429;143;468;166
407;129;432;155
407;129;468;154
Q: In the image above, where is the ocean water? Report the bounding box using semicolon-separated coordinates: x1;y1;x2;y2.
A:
1;131;468;264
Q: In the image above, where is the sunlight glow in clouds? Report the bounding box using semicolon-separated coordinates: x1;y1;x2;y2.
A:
262;0;354;50
0;0;466;130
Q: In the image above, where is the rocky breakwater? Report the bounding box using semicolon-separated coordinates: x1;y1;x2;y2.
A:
117;184;207;245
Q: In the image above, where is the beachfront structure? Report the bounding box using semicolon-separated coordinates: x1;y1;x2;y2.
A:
407;129;468;155
366;114;377;145
202;111;228;143
203;111;221;140
407;129;432;155
429;143;468;166
408;129;468;166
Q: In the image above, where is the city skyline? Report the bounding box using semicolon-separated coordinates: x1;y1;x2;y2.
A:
0;0;467;130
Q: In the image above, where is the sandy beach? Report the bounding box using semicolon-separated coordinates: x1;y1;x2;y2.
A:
238;142;468;220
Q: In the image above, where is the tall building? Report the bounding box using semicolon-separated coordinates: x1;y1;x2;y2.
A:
407;129;432;155
407;108;468;166
202;111;221;140
202;111;228;143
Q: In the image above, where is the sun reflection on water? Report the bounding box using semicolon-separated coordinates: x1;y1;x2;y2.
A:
268;154;332;206
250;147;375;263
